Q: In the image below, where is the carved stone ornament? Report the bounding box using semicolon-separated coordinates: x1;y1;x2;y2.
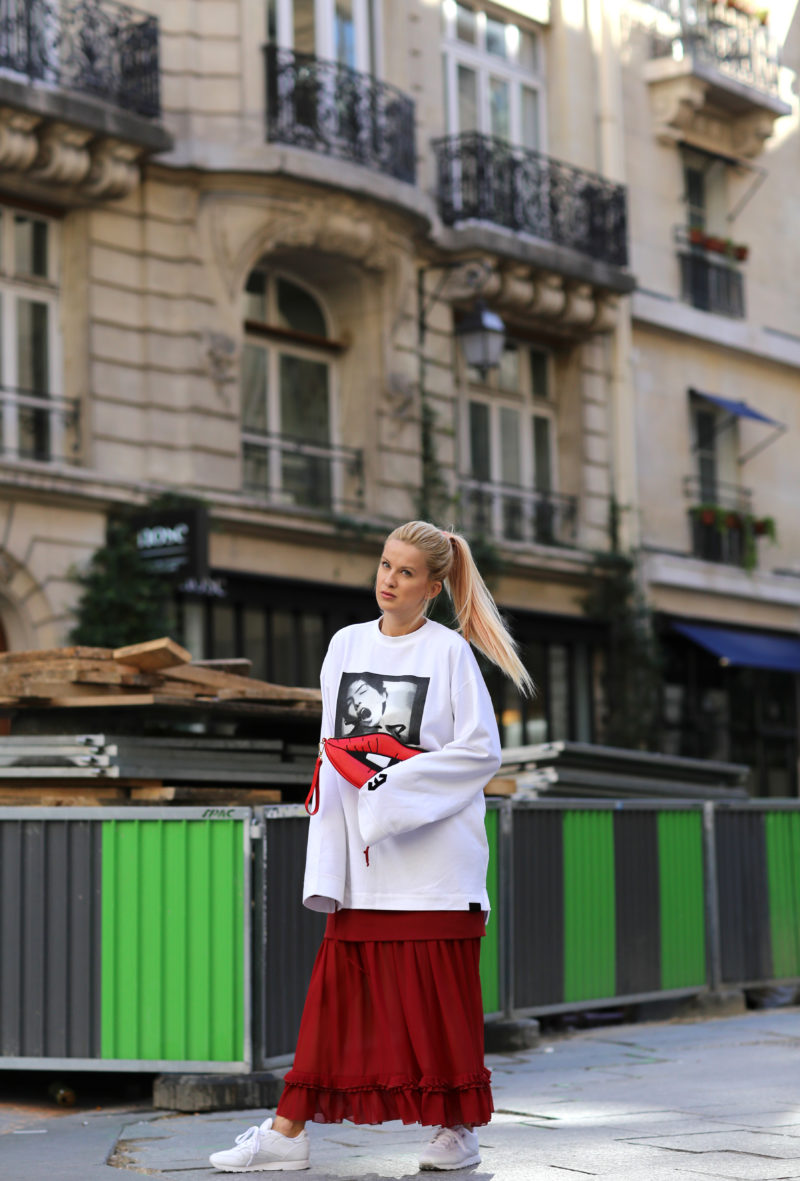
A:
0;116;143;199
203;330;239;402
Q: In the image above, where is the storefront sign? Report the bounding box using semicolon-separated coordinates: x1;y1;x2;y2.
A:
133;506;209;579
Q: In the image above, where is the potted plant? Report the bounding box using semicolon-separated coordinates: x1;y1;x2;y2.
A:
753;516;777;541
689;226;706;247
734;244;749;262
725;511;743;530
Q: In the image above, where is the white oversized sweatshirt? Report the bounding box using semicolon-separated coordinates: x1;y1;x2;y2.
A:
302;617;502;914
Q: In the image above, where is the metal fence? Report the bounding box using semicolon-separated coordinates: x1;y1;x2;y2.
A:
2;797;799;1073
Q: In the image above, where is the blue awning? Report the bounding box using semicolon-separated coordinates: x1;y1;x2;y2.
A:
689;389;783;428
672;622;800;673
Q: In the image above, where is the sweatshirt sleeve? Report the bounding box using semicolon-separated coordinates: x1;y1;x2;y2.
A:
302;645;348;912
356;644;501;847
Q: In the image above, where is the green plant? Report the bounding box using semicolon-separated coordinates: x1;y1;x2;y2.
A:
582;501;663;751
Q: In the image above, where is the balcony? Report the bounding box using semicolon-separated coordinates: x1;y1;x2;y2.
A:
0;0;170;200
678;229;745;318
242;431;364;516
684;475;775;570
459;478;578;549
645;0;790;157
264;44;416;185
433;132;629;269
0;388;81;464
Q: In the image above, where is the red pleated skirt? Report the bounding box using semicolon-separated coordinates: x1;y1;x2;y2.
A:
277;910;493;1127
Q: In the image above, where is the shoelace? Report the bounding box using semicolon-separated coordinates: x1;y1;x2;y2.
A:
429;1126;464;1148
233;1125;261;1164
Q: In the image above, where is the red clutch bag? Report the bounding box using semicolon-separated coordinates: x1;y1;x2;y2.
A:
305;733;422;815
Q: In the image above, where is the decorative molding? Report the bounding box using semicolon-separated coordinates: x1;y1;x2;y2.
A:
0;115;145;198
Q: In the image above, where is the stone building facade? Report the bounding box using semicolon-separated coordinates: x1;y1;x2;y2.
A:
0;0;798;789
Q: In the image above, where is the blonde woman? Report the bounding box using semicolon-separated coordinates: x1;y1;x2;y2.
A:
210;521;533;1173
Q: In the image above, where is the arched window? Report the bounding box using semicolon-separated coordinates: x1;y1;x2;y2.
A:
241;266;340;511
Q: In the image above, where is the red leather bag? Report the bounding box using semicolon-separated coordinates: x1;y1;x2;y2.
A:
305;733;422;815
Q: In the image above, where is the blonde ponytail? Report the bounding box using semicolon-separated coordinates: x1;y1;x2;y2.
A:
386;521;535;696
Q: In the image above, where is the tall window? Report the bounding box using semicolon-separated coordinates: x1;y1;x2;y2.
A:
241;267;354;513
441;0;544;149
268;0;381;72
461;344;561;545
0;208;62;463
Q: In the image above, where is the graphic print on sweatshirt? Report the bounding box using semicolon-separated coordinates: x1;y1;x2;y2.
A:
336;671;429;744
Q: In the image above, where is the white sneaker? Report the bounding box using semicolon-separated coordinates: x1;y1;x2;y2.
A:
209;1118;310;1172
419;1125;481;1170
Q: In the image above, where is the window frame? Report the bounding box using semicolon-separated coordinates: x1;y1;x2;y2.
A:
0;206;63;464
270;0;383;73
441;0;546;150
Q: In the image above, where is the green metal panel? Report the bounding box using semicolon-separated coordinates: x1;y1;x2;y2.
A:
101;818;245;1061
480;808;500;1013
765;811;800;979
657;811;706;989
563;811;615;1002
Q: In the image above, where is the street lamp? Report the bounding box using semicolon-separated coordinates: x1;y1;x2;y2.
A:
454;300;506;378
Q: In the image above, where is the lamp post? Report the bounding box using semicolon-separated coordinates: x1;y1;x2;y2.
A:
416;262;506;520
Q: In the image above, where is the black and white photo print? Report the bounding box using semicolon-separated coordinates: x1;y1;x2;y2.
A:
335;672;430;744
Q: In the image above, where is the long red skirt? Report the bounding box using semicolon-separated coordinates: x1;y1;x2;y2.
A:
277;911;493;1127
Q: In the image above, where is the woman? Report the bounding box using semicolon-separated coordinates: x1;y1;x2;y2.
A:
210;521;533;1173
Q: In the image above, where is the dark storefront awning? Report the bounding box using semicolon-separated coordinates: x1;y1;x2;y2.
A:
673;621;800;673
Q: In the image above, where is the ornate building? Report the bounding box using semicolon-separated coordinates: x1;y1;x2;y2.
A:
1;1;797;790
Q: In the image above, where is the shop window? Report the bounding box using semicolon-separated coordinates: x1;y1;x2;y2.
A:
0;208;67;463
441;0;545;150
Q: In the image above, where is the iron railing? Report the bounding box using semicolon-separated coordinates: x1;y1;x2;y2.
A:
264;44;416;184
0;388;81;463
684;475;755;567
243;431;364;515
0;0;162;118
460;478;578;548
432;132;629;268
679;249;745;318
649;0;781;100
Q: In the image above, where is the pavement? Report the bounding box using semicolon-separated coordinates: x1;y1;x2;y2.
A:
2;1008;800;1180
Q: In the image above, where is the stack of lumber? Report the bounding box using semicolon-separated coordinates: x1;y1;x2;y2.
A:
0;637;322;711
0;638;321;806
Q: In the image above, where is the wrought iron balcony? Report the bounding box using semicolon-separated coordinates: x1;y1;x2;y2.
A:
0;0;162;119
243;430;364;515
264;44;416;184
683;475;756;568
459;478;578;549
649;0;781;103
0;388;81;464
432;132;629;269
678;239;745;318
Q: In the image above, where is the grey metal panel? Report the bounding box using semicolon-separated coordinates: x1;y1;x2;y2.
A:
0;818;102;1058
261;811;326;1063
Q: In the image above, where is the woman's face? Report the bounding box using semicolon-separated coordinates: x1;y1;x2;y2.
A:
376;539;442;632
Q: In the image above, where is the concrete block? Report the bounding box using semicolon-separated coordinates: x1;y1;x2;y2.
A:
153;1070;288;1113
484;1018;541;1053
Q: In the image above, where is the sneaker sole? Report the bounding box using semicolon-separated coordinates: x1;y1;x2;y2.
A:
210;1161;310;1172
419;1153;481;1171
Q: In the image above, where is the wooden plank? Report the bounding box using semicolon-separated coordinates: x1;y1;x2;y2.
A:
0;646;113;665
128;785;177;802
484;776;518;797
190;659;252;677
0;785;127;805
147;786;283;805
164;663;321;702
113;637;192;671
41;694;158;708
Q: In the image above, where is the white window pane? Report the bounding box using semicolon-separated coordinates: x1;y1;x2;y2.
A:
533;414;552;492
15;216;48;278
243;269;268;322
486;16;508;58
500;407;521;484
489;76;510;140
498;343;520;393
455;2;476;44
521;86;539;150
293;0;315;54
457;64;478;132
519;28;539;72
241;344;268;431
277;278;327;336
469;400;490;479
17;299;49;392
335;0;355;66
